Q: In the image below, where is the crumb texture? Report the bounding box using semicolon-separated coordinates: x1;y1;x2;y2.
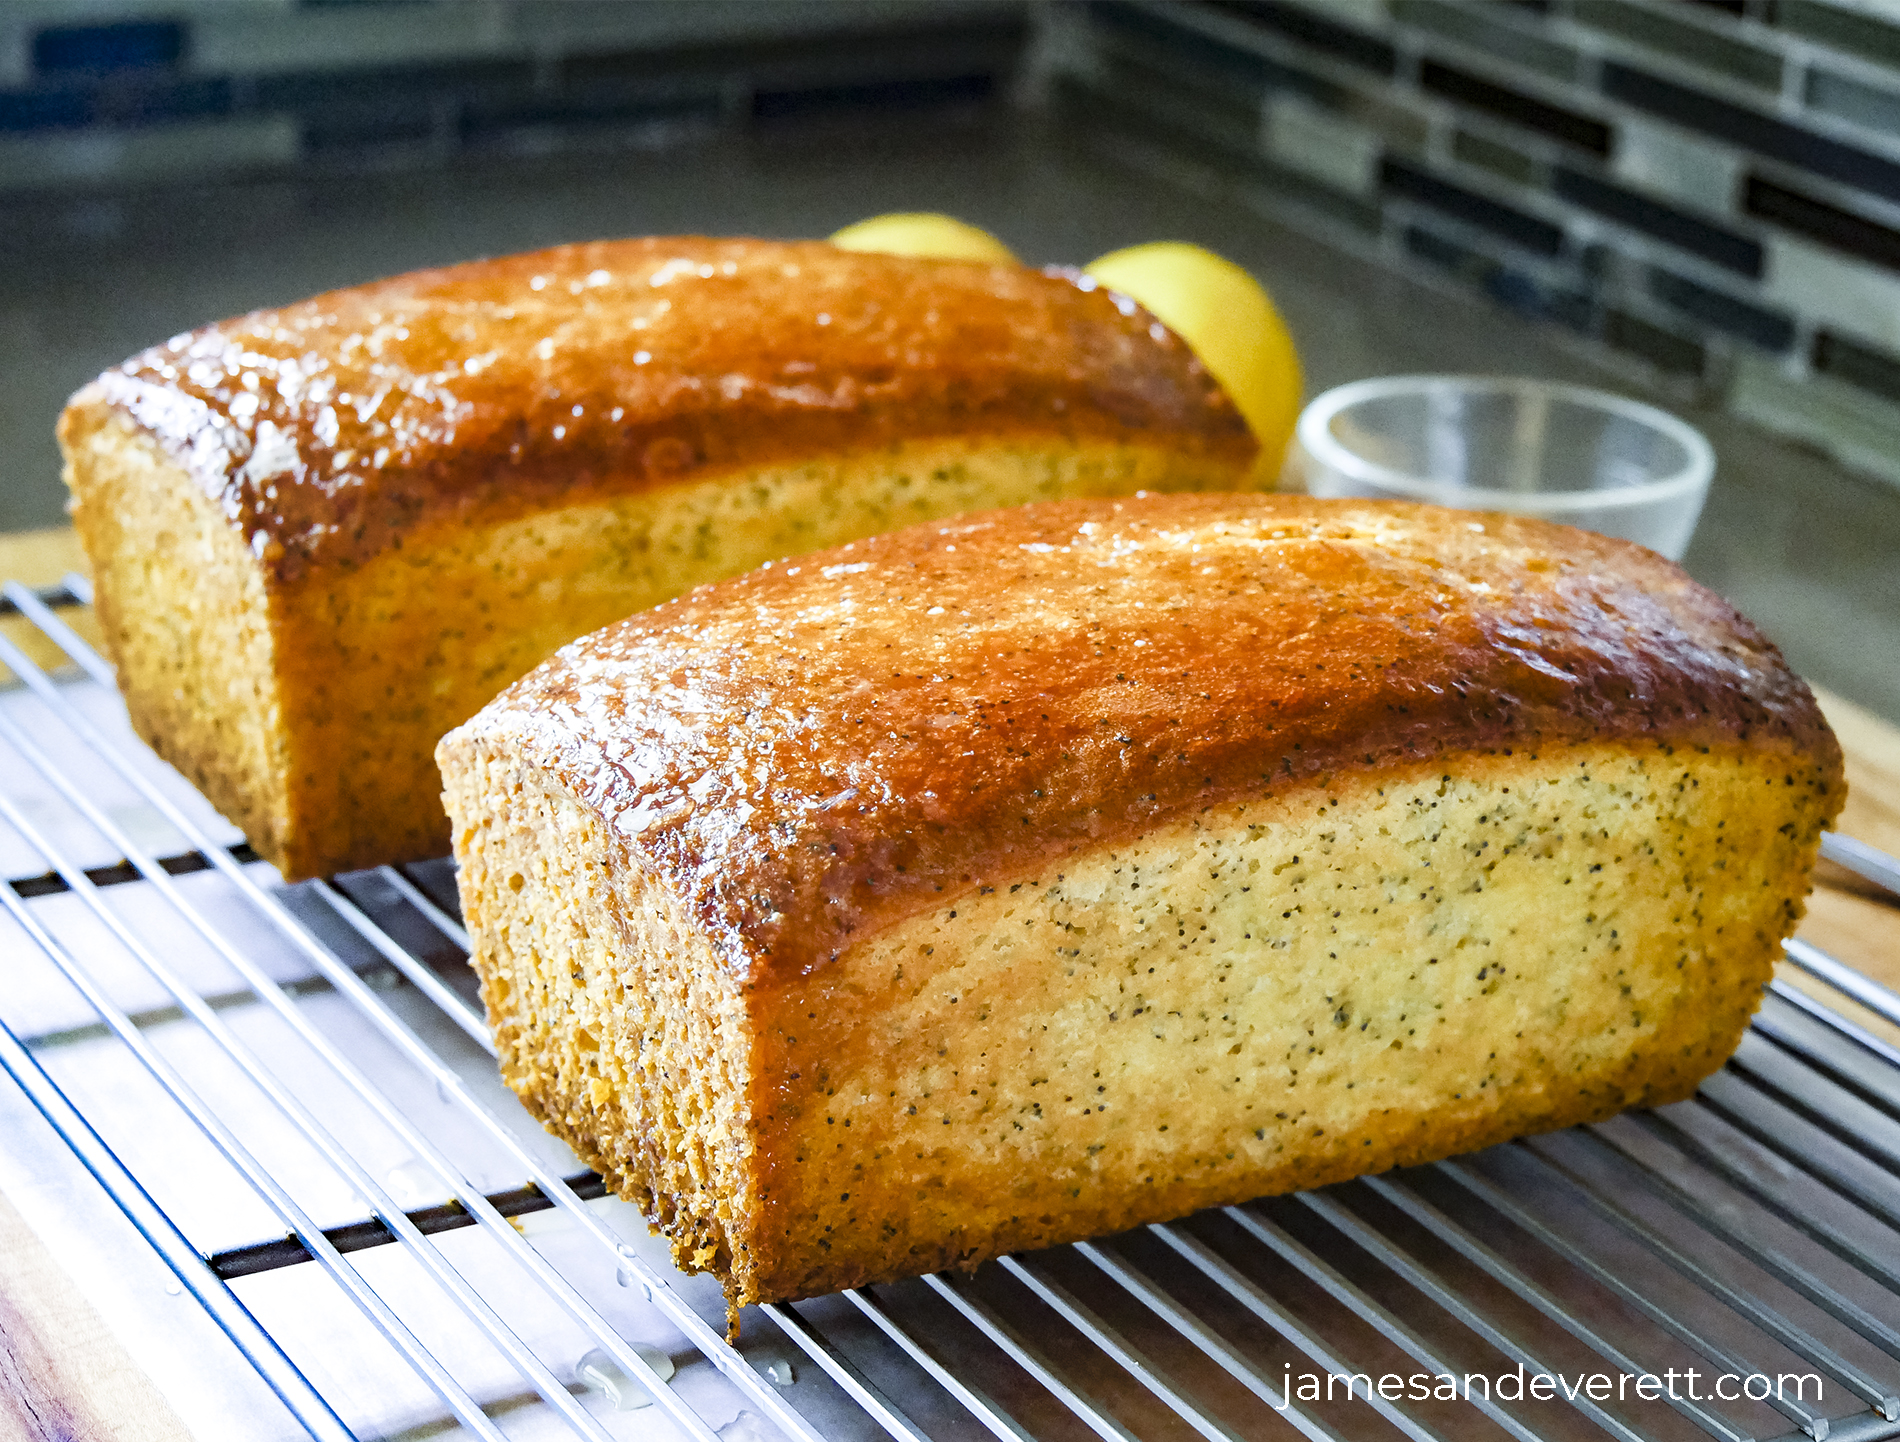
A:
62;410;289;861
441;731;764;1300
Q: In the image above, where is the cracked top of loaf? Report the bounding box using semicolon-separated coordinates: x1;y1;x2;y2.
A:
61;238;1251;582
448;493;1840;982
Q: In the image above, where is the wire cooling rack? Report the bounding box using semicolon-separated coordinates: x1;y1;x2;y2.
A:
3;573;1898;1442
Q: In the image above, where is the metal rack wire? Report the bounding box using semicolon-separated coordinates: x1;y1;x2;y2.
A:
2;571;1897;1442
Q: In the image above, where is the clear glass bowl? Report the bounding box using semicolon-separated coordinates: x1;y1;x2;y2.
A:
1286;375;1715;560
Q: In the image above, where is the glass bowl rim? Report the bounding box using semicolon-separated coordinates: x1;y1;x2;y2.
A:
1295;374;1715;513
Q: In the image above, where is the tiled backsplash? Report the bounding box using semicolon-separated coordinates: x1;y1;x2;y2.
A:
0;1;1025;191
1050;0;1900;491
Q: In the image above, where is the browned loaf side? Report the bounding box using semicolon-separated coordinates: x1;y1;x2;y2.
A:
59;238;1254;880
437;493;1843;1314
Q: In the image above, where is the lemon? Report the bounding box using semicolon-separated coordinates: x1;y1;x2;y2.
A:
829;212;1017;264
1085;242;1303;480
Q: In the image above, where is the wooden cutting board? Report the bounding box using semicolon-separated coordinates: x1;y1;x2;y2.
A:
1;524;1895;1438
0;1190;192;1442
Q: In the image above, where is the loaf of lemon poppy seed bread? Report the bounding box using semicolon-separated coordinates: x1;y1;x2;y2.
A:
57;238;1254;880
437;492;1841;1314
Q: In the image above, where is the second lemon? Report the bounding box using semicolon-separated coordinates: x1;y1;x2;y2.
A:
1086;242;1303;479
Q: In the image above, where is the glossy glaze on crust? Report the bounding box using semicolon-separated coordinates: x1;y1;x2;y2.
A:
459;493;1842;982
66;239;1250;583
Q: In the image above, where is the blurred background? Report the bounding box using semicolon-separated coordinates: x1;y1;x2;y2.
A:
1;0;1898;721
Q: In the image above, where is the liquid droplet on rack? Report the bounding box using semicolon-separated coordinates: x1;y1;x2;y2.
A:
385;1160;435;1208
574;1344;674;1410
613;1241;650;1297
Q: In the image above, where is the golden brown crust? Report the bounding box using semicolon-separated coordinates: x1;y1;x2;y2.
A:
462;493;1844;983
64;239;1252;583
